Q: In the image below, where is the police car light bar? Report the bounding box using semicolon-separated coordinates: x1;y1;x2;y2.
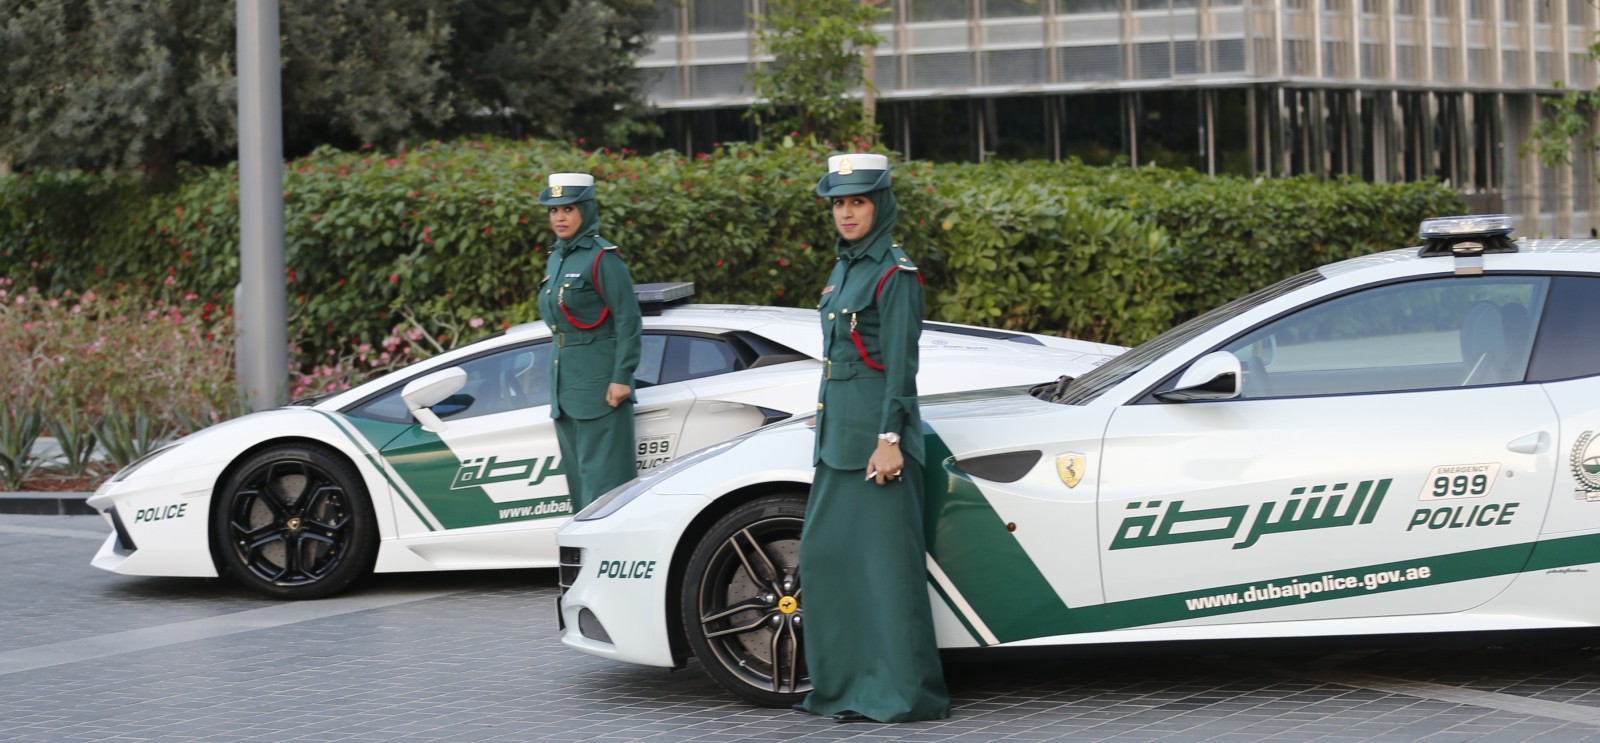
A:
1419;215;1514;240
635;282;694;316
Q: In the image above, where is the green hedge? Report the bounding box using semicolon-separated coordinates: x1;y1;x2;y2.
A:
0;138;1464;354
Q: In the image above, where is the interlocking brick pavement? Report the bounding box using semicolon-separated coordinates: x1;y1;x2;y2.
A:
7;513;1600;742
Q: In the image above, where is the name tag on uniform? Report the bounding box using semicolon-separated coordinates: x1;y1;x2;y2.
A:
821;285;835;295
564;273;582;278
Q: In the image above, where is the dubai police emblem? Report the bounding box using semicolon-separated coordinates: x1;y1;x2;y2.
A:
1056;452;1086;489
1571;431;1600;501
551;185;564;198
837;158;854;175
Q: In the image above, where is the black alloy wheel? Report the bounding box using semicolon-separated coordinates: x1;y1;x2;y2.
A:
213;444;377;600
681;494;810;708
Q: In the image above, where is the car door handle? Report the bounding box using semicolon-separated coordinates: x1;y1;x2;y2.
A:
704;402;745;413
634;406;671;422
1507;432;1548;455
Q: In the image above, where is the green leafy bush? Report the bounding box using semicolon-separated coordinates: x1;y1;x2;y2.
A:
1;138;1464;354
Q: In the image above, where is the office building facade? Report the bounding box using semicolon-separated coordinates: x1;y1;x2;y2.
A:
640;0;1600;237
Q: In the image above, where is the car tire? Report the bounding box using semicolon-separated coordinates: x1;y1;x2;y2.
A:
212;444;378;600
680;493;809;708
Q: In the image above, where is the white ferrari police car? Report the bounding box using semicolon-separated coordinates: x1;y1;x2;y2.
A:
556;217;1600;707
88;284;1120;599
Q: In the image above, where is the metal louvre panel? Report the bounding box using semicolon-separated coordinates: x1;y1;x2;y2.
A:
1572;53;1593;88
1254;37;1276;74
875;54;900;91
644;67;679;103
1324;40;1351;78
1284;38;1312;76
910;24;971;50
1059;44;1122;81
1503;49;1524;80
983;21;1045;46
689;63;749;98
1361;43;1386;79
1058;17;1120;42
1211;38;1246;73
984;48;1045;85
1137;41;1171;79
1469;48;1490;80
690;0;747;33
1396;45;1420;80
1361;17;1385;40
1061;0;1119;11
1538;51;1558;85
1433;46;1457;83
1394;16;1421;43
1173;39;1198;76
909;52;974;88
872;24;896;53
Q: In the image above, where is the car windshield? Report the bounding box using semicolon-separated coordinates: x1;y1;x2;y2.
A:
1054;269;1324;405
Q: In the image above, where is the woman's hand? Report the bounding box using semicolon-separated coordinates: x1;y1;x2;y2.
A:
866;439;904;486
606;383;631;408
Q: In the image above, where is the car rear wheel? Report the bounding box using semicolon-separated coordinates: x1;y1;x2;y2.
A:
680;493;809;708
213;444;377;600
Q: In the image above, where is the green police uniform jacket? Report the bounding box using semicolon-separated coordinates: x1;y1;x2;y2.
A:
814;241;924;470
537;243;643;421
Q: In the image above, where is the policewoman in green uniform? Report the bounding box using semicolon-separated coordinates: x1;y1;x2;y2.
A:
536;172;643;511
797;154;950;724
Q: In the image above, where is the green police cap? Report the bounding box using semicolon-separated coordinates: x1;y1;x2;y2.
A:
815;154;891;197
539;173;596;206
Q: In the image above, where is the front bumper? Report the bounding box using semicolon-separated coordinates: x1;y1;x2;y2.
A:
86;472;219;578
555;491;714;668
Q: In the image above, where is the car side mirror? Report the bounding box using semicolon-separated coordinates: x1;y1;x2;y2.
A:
1155;351;1241;402
401;367;468;432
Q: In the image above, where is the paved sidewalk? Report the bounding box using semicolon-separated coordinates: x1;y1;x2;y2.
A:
8;513;1600;742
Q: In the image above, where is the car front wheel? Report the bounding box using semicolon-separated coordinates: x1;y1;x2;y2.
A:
680;493;809;707
213;444;378;600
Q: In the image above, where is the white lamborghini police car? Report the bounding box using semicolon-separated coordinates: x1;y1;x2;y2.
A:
556;216;1600;707
87;284;1120;599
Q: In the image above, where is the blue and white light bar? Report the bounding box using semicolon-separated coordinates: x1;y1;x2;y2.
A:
1419;214;1514;240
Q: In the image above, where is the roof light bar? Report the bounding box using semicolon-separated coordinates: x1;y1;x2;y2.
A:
1419;215;1514;240
635;282;694;304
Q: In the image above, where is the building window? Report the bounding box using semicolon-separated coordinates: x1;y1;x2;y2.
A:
983;0;1043;18
1061;0;1119;12
1059;45;1122;81
909;0;969;22
690;0;747;33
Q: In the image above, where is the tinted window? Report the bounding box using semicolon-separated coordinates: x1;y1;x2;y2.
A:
1219;276;1548;399
635;334;668;388
1528;276;1600;382
348;342;551;423
663;335;741;383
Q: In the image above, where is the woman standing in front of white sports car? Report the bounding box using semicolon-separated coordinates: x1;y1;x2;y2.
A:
794;154;950;724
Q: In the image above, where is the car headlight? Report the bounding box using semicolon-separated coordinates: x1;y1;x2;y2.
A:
108;444;180;484
573;436;747;521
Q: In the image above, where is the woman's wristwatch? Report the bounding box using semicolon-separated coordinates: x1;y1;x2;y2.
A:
878;432;901;445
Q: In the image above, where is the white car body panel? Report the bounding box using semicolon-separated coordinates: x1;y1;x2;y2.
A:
555;238;1600;674
89;304;1118;585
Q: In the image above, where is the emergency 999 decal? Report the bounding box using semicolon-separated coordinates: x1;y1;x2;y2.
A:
636;434;675;472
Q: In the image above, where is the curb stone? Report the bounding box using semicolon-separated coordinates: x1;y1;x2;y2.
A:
0;492;96;516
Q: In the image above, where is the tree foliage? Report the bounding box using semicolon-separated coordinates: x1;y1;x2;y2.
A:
745;0;885;146
0;0;657;185
1525;23;1600;169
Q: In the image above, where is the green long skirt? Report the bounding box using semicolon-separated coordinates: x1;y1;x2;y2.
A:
554;401;635;511
798;463;950;723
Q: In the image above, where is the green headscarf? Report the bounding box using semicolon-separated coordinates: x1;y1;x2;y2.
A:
552;198;614;254
835;187;897;261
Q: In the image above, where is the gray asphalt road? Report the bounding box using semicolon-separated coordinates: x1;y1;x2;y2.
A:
7;514;1600;742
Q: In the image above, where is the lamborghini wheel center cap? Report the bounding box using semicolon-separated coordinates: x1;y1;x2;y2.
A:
286;518;301;531
777;596;798;614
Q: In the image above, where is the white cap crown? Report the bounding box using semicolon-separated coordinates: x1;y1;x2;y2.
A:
827;154;888;174
549;173;596;188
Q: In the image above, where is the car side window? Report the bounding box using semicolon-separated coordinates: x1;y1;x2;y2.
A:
348;342;551;423
1220;275;1549;399
1527;276;1600;382
635;334;667;388
662;335;741;384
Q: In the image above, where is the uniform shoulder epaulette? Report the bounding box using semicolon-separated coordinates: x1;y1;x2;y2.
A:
888;245;918;272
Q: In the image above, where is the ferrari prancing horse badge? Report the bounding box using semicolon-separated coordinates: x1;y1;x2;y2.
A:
1057;452;1086;488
